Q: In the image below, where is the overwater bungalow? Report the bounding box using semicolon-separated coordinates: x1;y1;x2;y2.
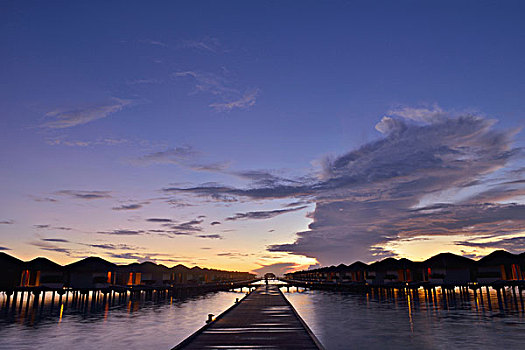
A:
345;261;368;283
0;252;24;290
171;264;190;284
422;253;475;285
365;258;393;285
20;257;64;288
365;258;422;285
117;262;172;287
187;266;204;284
65;257;117;289
476;250;523;283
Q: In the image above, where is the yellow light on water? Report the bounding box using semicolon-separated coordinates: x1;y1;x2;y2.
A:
58;304;64;323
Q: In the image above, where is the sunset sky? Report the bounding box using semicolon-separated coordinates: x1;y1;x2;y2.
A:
1;1;524;275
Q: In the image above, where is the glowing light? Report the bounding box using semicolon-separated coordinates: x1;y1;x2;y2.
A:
58;304;64;323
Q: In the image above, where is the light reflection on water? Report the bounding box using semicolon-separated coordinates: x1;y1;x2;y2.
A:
0;288;249;350
283;286;525;350
2;286;525;349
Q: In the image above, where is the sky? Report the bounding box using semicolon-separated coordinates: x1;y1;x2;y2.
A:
1;0;524;275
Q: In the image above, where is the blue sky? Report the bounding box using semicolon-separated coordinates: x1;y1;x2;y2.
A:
1;1;524;274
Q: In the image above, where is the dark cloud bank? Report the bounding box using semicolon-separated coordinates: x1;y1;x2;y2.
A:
165;111;524;265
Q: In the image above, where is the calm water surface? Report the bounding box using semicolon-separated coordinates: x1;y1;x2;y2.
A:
285;287;525;350
0;289;245;350
1;286;525;349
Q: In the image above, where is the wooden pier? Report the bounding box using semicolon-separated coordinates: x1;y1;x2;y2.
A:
173;285;324;350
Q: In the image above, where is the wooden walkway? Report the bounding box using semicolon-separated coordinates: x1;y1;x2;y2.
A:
173;285;324;350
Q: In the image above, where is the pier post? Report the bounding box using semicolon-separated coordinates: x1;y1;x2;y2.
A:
11;290;18;312
501;287;508;308
486;286;492;310
32;290;40;309
50;290;56;310
18;291;24;313
496;288;504;311
512;286;518;309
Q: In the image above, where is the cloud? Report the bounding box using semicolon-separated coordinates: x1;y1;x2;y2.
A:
167;219;203;232
216;252;249;258
225;206;307;221
210;221;221;226
97;229;144;236
181;37;221;52
252;262;301;276
0;246;11;251
209;89;259;112
33;197;58;203
87;243;138;251
30;240;72;255
46;137;129;147
456;236;525;253
146;218;173;223
167;109;523;265
34;224;72;231
42;238;69;243
196;234;223;239
0;220;14;224
133;146;198;165
189;162;231;172
385;104;446;124
108;252;155;263
174;71;258;111
56;190;112;200
140;39;168;48
34;224;50;229
42;98;132;129
112;203;146;211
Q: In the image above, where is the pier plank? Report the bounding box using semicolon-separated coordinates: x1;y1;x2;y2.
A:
173;285;324;350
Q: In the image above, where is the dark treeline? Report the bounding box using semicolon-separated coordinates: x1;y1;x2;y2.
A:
286;250;525;286
0;252;256;291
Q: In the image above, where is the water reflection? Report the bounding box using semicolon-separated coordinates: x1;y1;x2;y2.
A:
284;286;525;350
0;288;250;350
2;285;524;349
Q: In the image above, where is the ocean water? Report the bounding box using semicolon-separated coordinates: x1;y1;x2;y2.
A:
0;289;247;350
285;286;525;350
1;286;524;349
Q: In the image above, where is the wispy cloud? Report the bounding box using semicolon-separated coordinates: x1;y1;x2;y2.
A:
209;89;259;112
97;229;144;236
180;37;221;53
385;104;446;124
86;243;139;251
42;98;132;129
0;246;11;251
30;240;73;255
456;235;525;252
133;146;198;165
146;218;173;223
56;190;112;200
225;206;307;221
210;221;221;226
140;39;168;48
0;220;14;225
46;137;128;147
196;234;223;239
167;219;203;232
32;197;58;203
174;71;258;112
112;202;148;211
42;238;69;243
34;225;72;231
